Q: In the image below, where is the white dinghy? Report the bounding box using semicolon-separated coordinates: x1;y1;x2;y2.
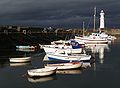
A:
9;57;31;63
45;62;82;70
27;67;57;77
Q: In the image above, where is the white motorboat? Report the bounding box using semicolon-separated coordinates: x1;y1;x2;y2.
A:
43;46;83;54
9;57;31;63
97;32;117;41
27;67;57;77
45;51;91;62
75;33;108;45
42;40;84;54
45;62;82;70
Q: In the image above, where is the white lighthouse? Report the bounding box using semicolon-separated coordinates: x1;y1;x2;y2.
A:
100;10;105;29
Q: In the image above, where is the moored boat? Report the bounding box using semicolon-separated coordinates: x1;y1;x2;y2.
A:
56;69;82;74
74;33;108;45
16;45;37;52
43;46;83;54
45;62;82;70
46;51;91;62
42;40;84;54
9;57;31;63
27;67;57;77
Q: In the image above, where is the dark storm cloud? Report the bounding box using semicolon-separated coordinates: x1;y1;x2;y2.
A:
0;0;120;28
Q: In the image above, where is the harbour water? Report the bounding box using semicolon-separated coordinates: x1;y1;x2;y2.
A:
0;39;120;88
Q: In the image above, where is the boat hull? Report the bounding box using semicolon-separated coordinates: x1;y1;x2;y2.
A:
75;35;108;45
27;67;56;77
45;62;82;70
43;46;82;54
84;40;108;44
16;45;36;52
46;53;91;62
9;57;31;63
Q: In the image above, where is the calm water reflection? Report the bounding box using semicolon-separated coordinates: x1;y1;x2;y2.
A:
0;39;120;88
27;76;57;83
86;44;110;64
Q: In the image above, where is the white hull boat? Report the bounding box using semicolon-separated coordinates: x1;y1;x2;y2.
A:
16;45;36;49
9;57;31;63
27;67;56;77
92;32;117;41
43;46;82;54
84;39;108;44
56;69;82;74
46;52;91;62
16;45;36;52
76;37;108;45
75;33;108;45
16;48;35;52
42;40;84;54
45;62;82;70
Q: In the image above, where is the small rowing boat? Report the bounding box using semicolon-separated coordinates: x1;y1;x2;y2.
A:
45;62;82;70
9;57;31;63
27;67;57;77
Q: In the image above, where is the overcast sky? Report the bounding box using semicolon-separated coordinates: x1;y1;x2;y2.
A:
0;0;120;28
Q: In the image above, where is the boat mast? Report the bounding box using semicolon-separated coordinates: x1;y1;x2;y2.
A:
93;7;96;32
82;21;85;36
